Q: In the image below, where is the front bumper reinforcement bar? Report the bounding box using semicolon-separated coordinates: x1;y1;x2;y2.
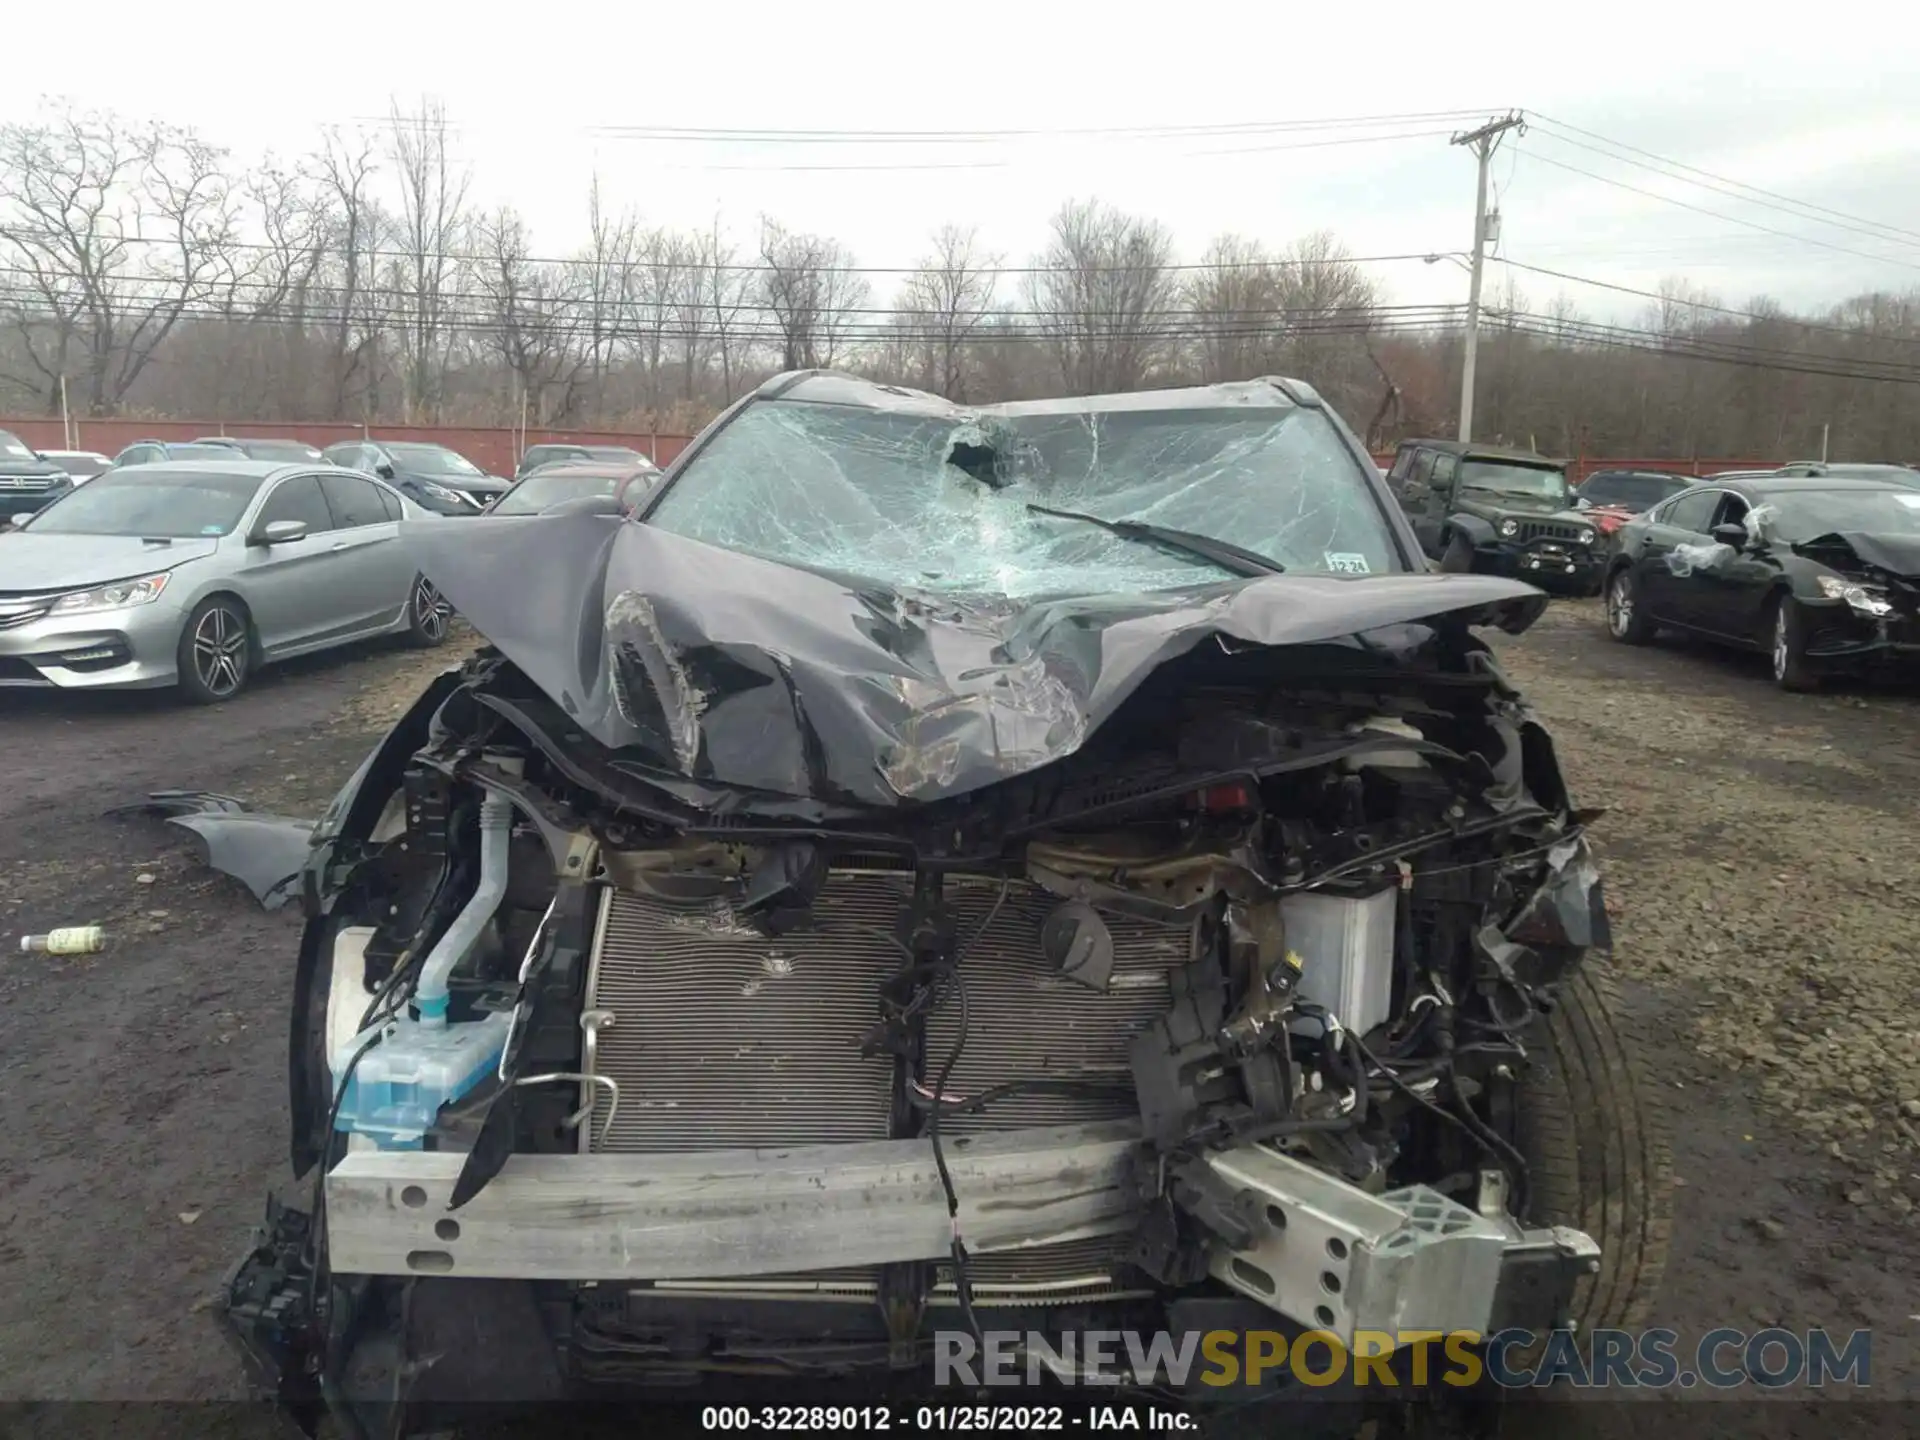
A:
325;1120;1142;1281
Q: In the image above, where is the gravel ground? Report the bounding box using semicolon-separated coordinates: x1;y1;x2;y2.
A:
1494;601;1920;1216
0;603;1916;1433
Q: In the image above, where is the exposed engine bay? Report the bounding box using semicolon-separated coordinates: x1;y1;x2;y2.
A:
218;377;1650;1433
227;616;1612;1419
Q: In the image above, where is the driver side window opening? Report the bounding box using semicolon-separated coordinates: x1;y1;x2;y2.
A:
1661;488;1719;534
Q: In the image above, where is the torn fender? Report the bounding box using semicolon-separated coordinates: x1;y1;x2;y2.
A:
405;516;1548;810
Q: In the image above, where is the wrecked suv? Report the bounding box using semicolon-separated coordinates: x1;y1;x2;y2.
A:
223;373;1669;1432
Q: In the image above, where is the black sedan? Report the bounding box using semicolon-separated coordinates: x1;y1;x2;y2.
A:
320;440;508;515
1603;475;1920;690
482;460;663;516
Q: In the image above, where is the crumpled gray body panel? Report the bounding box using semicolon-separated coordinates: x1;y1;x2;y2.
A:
405;515;1546;810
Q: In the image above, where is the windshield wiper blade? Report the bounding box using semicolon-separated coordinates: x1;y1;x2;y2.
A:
1025;503;1284;577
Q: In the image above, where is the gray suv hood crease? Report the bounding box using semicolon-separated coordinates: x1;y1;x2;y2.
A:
405;513;1546;809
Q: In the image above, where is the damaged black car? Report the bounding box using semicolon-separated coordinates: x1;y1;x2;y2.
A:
222;372;1670;1436
1604;474;1920;691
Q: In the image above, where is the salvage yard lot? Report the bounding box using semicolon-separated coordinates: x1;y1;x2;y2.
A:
1;604;1917;1425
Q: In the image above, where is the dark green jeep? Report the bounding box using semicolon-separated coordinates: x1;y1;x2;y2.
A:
1385;438;1602;595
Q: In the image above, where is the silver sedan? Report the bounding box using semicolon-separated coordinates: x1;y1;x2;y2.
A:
0;461;451;702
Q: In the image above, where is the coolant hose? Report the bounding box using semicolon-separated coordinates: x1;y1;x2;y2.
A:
413;793;515;1026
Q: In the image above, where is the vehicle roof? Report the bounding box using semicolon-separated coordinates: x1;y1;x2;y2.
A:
512;460;657;481
1790;462;1918;474
98;459;305;479
760;369;1319;418
1720;476;1915;495
1396;438;1565;465
1583;468;1690;480
194;435;319;445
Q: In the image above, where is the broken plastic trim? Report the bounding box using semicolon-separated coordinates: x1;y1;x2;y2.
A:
106;791;317;910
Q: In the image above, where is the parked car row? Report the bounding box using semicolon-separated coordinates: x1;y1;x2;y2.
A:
1383;438;1919;611
0;425;668;703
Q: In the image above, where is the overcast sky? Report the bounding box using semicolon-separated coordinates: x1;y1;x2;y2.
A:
9;1;1918;325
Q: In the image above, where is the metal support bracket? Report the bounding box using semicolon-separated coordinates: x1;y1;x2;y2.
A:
1202;1143;1596;1343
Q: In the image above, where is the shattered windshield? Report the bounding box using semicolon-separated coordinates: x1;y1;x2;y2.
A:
1459;460;1570;504
645;399;1401;597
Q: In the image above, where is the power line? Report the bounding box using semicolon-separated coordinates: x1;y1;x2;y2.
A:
393;110;1500;145
1494;257;1920;348
1525;112;1920;250
0;241;1452;279
1522;124;1920;253
10;267;1917;388
1498;314;1920;387
1514;151;1920;275
637;127;1462;173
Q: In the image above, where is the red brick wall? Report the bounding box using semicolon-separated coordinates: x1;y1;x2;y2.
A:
1;419;694;476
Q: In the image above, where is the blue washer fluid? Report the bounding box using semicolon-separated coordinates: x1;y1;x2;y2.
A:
331;1012;513;1149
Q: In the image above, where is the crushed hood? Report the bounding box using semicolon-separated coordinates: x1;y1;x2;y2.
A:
1798;530;1920;577
406;514;1546;809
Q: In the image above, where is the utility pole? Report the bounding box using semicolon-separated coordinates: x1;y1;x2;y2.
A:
1452;113;1525;444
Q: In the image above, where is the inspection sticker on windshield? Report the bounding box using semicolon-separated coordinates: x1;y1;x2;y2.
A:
1324;552;1371;574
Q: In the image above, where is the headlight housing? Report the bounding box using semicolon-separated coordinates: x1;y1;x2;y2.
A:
420;481;465;504
1573;528;1595;546
1498;518;1519;539
1817;575;1893;617
49;571;171;615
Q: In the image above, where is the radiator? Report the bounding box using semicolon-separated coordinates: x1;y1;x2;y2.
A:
581;869;1189;1301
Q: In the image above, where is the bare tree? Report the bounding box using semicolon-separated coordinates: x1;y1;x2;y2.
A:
895;225;999;400
758;219;869;371
1023;199;1175;394
574;175;635;408
623;226;678;419
474;206;585;424
387;98;470;419
0;106;237;414
1185;234;1279;383
703;217;751;405
1264;230;1379;411
670;230;715;403
312;126;385;417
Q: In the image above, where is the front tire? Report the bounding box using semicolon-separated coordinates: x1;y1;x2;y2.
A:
1771;595;1819;692
176;596;253;704
1604;568;1654;644
406;574;452;648
1516;959;1674;1331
